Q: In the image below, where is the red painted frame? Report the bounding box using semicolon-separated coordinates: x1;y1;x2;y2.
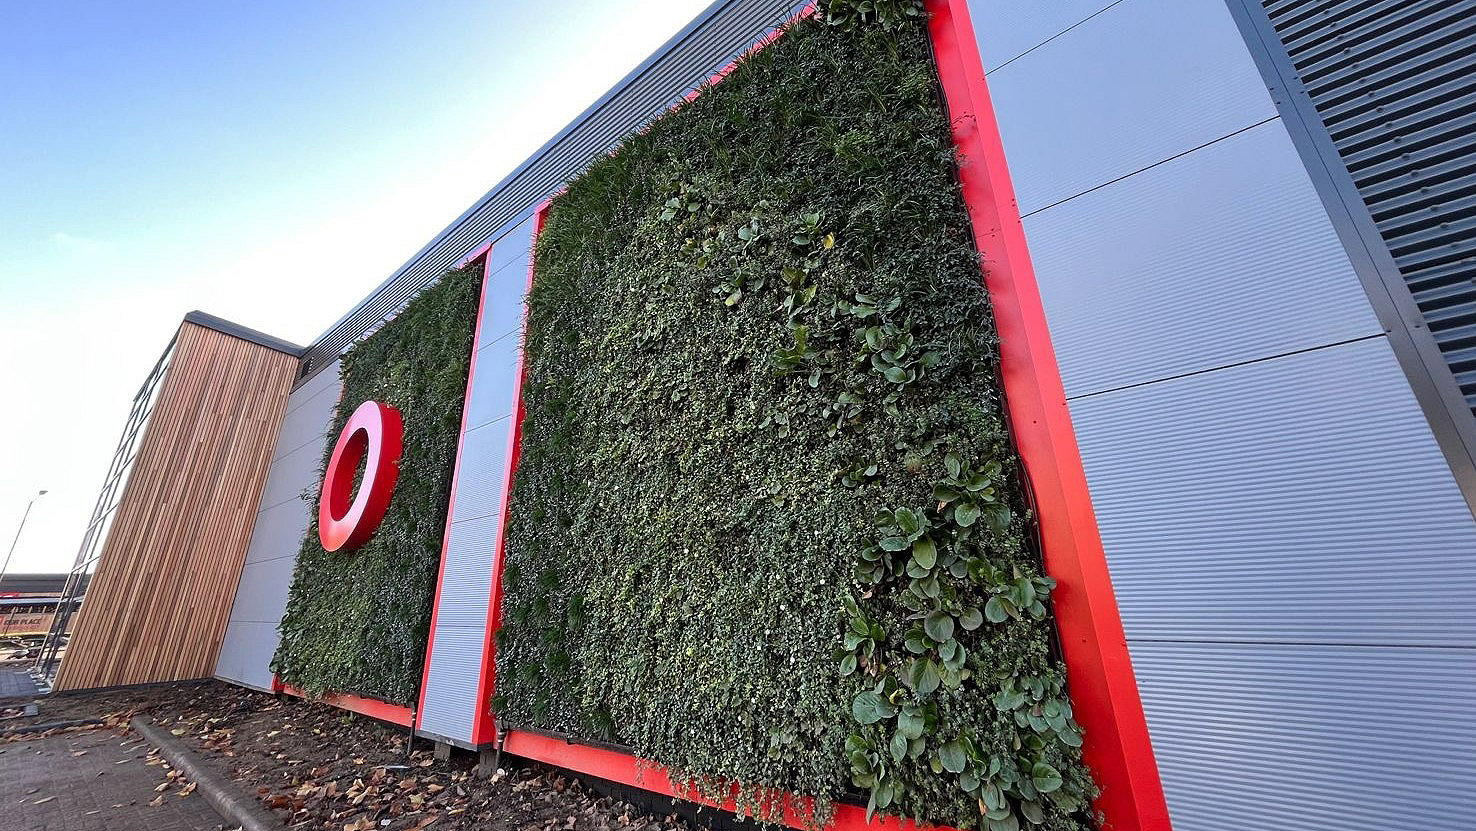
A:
275;680;415;728
416;4;1171;831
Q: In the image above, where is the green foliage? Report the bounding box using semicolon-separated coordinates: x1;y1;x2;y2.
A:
495;14;1096;831
271;264;481;706
821;0;926;31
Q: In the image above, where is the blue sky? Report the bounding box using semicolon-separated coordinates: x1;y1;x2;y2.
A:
0;0;709;574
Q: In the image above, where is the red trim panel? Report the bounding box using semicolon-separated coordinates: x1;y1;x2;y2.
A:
924;1;1172;829
277;680;415;728
505;730;920;831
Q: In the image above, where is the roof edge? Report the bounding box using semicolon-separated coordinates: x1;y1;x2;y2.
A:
183;310;304;357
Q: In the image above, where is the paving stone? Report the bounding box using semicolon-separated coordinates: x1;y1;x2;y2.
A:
0;667;39;699
0;727;230;831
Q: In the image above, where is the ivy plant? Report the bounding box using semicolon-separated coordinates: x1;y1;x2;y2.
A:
272;264;480;705
495;11;1096;831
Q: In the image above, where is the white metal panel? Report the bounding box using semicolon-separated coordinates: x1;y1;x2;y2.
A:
967;0;1117;71
243;498;312;566
979;0;1277;214
215;361;341;690
1131;641;1476;831
419;217;536;743
1071;337;1476;646
969;0;1476;828
1026;118;1379;397
417;624;487;741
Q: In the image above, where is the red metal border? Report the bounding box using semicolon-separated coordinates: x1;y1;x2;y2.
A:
276;680;415;728
924;1;1171;829
416;248;497;722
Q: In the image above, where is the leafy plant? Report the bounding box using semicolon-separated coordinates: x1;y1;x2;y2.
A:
495;11;1095;831
271;264;481;705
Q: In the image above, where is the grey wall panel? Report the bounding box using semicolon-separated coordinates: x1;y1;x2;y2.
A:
978;0;1277;215
971;0;1116;71
256;436;328;513
417;624;485;741
421;218;533;745
1026;118;1380;397
1070;337;1476;646
214;621;280;692
290;354;343;402
485;219;534;278
227;556;297;624
447;418;512;527
482;217;537;341
271;382;337;462
1130;641;1476;831
434;516;499;628
215;361;341;690
465;335;521;431
243;498;311;566
968;1;1476;828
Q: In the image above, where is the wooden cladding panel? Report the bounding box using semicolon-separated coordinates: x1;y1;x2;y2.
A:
55;322;299;691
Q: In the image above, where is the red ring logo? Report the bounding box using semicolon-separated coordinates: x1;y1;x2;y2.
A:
318;400;404;552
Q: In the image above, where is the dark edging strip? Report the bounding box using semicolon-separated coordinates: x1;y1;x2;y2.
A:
0;716;98;735
131;716;280;831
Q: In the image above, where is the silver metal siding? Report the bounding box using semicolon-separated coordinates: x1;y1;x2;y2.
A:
1070;336;1476;645
966;0;1476;828
214;361;342;690
1132;642;1476;831
417;217;536;743
1025;118;1379;397
982;0;1277;215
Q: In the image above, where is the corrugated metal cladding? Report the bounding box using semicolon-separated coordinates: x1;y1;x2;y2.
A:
1261;0;1476;413
416;217;536;745
215;361;341;691
292;0;807;388
966;1;1476;830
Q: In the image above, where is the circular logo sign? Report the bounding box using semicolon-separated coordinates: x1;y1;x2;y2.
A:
318;400;404;552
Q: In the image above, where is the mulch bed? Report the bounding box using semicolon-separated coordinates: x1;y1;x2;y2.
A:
7;680;711;831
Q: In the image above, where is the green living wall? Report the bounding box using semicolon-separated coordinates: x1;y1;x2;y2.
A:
494;8;1097;831
272;264;481;706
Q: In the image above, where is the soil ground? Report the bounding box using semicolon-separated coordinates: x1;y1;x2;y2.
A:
3;680;710;831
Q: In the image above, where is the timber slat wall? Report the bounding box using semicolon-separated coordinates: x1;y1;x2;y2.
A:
56;322;299;690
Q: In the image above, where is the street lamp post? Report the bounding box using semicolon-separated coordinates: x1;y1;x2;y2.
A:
0;490;48;588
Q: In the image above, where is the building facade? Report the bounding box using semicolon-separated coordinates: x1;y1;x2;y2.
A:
57;3;1476;831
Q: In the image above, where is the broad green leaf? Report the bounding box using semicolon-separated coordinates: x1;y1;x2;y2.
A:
1031;762;1063;794
938;739;967;773
924;610;954;643
889;731;908;761
959;606;984;631
912;536;937;569
897;708;925;739
985;596;1008;623
852;691;893;725
955;502;981;527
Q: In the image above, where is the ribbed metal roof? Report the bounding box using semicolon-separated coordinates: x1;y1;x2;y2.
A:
1263;0;1476;413
294;0;806;388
